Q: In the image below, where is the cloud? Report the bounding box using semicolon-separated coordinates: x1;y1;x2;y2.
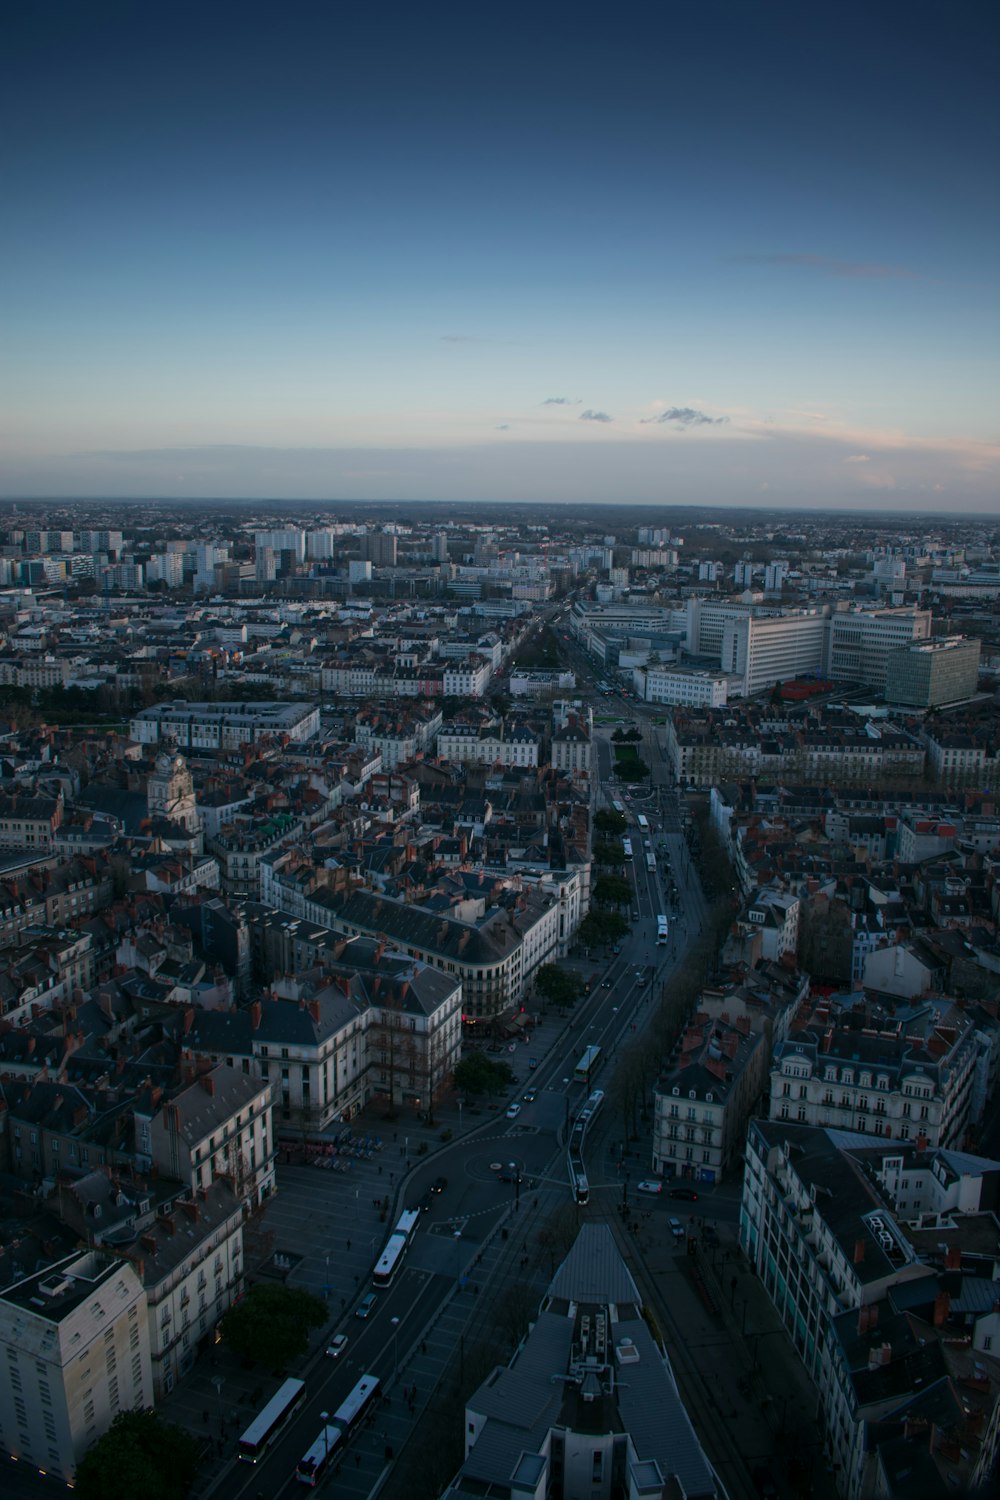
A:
441;334;497;344
496;424;510;430
541;396;581;406
844;453;871;463
730;252;917;280
579;409;612;423
640;406;727;427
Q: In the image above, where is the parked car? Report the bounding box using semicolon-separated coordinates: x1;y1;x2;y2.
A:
528;1057;539;1069
355;1292;377;1318
636;1179;663;1195
669;1186;699;1201
669;1217;685;1241
506;1102;521;1120
326;1334;349;1358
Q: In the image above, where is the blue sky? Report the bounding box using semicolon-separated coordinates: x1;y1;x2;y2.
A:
2;1;998;508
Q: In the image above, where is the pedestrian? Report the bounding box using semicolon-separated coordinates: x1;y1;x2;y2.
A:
202;1409;209;1424
347;1238;351;1251
378;1164;382;1175
420;1340;426;1355
355;1454;361;1467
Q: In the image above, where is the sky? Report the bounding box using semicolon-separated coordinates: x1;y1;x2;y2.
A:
1;1;998;510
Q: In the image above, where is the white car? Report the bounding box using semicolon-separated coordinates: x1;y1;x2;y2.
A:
669;1217;685;1241
506;1102;521;1120
636;1179;662;1195
325;1334;349;1358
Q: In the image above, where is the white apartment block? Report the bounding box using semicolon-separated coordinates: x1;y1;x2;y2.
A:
0;1250;152;1483
769;1010;977;1150
443;658;492;697
437;723;540;768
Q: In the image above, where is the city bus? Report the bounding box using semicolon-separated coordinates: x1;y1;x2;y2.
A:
646;851;656;873
656;915;669;945
622;837;633;860
295;1423;342;1487
574;1169;590;1205
331;1373;381;1438
636;814;649;833
574;1044;601;1084
238;1377;306;1462
372;1208;420;1288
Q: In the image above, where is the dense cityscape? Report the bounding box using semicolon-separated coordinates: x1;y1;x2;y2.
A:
0;501;996;1499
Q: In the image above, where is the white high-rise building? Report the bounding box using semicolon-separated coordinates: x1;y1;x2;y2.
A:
0;1250;151;1483
826;607;931;690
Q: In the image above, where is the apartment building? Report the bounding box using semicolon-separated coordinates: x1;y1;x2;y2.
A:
769;1004;977;1150
312;884;561;1022
221;915;463;1122
134;1064;275;1207
0;790;63;850
130;700;320;749
653;1016;767;1184
437;720;540;769
740;1123;1000;1500
443;657;492;697
0;1249;152;1483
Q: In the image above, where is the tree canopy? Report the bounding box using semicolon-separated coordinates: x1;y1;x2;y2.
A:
533;963;584;1010
594;808;626;835
75;1409;199;1500
454;1052;515;1096
219;1282;326;1368
592;839;625;868
593;873;634;909
577;909;629;948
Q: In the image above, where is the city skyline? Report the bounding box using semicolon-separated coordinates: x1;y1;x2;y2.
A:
2;3;998;509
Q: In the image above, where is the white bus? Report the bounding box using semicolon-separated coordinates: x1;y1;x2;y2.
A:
636;814;649;832
331;1373;381;1437
238;1377;306;1463
295;1423;342;1487
656;915;669;945
646;851;656;873
372;1208;420;1288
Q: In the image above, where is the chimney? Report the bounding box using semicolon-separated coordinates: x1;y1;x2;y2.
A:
180;1199;199;1222
822;1027;833;1054
854;1238;866;1264
945;1247;961;1270
933;1290;950;1327
251;1001;262;1031
916;1131;929;1151
879;1342;892;1365
308;999;321;1024
200;1071;215;1096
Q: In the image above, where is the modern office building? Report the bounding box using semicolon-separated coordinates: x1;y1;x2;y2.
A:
884;635;981;708
825;607;932;690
